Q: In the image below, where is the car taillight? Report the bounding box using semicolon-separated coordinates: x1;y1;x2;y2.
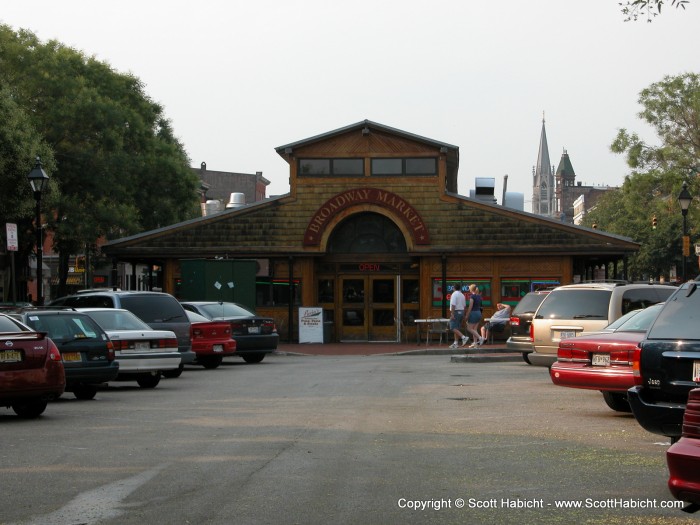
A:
192;327;203;338
510;316;520;327
48;340;62;361
631;346;643;385
106;340;115;361
682;389;700;439
529;324;534;342
557;346;573;360
263;320;277;333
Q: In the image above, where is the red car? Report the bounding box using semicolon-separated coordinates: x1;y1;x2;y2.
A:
0;313;65;418
549;303;664;412
667;387;700;514
186;311;237;369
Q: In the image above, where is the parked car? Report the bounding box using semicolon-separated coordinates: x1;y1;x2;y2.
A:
506;290;551;364
529;281;675;367
550;302;664;412
628;279;700;439
186;310;237;369
11;309;119;400
666;387;700;514
50;290;195;377
0;313;65;418
180;301;278;363
77;308;181;388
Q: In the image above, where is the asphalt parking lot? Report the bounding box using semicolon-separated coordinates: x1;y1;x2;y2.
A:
1;352;695;525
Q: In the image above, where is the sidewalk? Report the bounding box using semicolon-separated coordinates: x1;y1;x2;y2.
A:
276;339;522;362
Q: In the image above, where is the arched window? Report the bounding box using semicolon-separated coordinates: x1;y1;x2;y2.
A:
327;212;406;253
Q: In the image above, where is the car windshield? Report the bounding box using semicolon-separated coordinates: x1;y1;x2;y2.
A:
25;314;101;340
536;289;611;320
120;296;186;323
185;311;211;323
609;303;664;332
85;310;151;331
198;302;254;318
0;315;30;332
646;283;700;339
512;293;548;315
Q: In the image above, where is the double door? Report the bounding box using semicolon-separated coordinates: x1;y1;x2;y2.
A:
340;276;396;342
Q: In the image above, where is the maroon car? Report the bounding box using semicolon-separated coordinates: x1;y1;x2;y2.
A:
186;311;237;369
667;387;700;514
0;314;65;418
549;303;664;412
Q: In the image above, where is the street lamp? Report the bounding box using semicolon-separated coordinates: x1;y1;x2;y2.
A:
678;181;692;283
27;156;49;305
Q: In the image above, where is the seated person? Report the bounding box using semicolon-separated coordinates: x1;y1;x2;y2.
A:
480;303;512;342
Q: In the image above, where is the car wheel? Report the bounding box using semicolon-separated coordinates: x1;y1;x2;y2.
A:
162;365;184;378
200;356;223;369
136;373;161;388
73;384;98;400
12;399;48;418
601;391;631;412
521;352;532;365
242;353;265;364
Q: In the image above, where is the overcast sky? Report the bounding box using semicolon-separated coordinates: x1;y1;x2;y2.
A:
3;1;698;211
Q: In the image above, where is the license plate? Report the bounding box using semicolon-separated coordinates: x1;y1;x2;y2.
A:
693;361;700;382
248;326;260;334
559;331;576;340
135;342;150;351
62;352;82;362
0;350;22;363
213;344;223;353
592;353;610;367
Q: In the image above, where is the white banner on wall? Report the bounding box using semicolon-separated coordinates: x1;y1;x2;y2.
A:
299;306;324;344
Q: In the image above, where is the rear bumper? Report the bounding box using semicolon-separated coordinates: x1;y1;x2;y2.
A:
234;334;279;352
527;351;557;368
667;437;700;505
116;354;181;372
506;336;533;353
627;386;685;438
65;361;120;386
550;363;633;391
192;340;237;357
179;350;197;364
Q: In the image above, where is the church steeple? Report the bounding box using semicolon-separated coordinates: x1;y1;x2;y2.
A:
532;114;555;216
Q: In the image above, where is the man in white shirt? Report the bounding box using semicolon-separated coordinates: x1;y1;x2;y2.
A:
449;285;469;349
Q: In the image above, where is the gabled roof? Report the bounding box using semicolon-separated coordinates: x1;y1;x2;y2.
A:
275;119;459;156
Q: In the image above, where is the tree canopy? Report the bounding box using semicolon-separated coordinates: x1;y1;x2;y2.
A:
0;25;200;296
620;0;691;22
583;72;700;280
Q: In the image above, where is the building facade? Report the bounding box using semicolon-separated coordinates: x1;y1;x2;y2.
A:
103;120;638;343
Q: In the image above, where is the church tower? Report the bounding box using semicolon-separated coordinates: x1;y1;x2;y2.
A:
532;116;555;217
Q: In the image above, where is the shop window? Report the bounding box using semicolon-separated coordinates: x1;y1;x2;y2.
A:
402;279;419;303
373;309;394;326
371;158;437;176
431;278;492;308
328;212;406;253
256;278;301;307
318;279;334;304
501;279;560;306
372;279;394;303
298;158;363;176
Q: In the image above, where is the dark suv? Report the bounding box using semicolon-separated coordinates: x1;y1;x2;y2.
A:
51;291;195;376
628;279;700;439
506;290;551;364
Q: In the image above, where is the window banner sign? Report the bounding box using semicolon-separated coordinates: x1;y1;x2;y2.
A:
6;223;18;251
299;306;324;343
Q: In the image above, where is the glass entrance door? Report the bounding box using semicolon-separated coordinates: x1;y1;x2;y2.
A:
340;276;396;342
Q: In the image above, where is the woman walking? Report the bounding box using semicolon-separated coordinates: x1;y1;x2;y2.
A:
465;284;485;347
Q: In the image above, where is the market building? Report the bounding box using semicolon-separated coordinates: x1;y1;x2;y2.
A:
102;120;639;343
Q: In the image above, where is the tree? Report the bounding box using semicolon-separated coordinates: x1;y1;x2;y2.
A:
620;0;691;22
584;73;700;280
0;25;200;297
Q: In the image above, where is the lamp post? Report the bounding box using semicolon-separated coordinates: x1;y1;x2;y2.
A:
27;157;49;305
678;181;692;283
